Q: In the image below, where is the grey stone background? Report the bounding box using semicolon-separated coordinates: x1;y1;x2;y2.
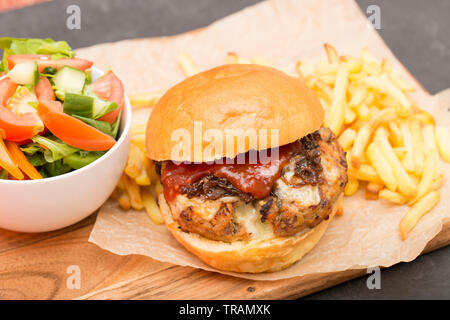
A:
0;0;448;299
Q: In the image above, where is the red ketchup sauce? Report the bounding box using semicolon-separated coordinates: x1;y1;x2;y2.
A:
161;142;297;201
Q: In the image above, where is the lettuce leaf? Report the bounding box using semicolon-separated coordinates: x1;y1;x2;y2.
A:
110;108;122;139
20;142;44;155
26;153;47;167
31;135;78;163
64;151;105;170
44;160;72;177
0;37;75;72
72;115;112;136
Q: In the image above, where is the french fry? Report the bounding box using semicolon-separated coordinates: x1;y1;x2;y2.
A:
361;47;379;64
408;173;420;185
110;187;119;201
422;124;438;154
118;190;131;210
431;174;444;191
226;52;239;64
350;125;371;168
400;121;415;172
351;108;397;168
363;61;382;76
316;60;338;74
342;57;363;73
388;121;403;146
409;152;437;205
410;119;424;175
325;63;348;135
389;72;415;92
177;53;199;77
399;191;440;240
392;146;406;159
145;160;159;183
366;142;398;191
344;179;359;196
348;164;383;184
314;80;333;101
366;182;383;200
338;128;356;151
130;124;146;136
356;103;371;121
348;85;367;108
128;90;165;108
364;75;411;110
411;110;435;125
142;189;164;224
435;126;450;162
116;174;125;189
125;144;145;179
130;133;146;151
344;107;356;124
377;95;400;111
367;182;384;194
324;43;339;64
123;175;144;210
379;189;407;205
374;129;416;197
296;60;315;77
381;58;391;73
135;169;151;186
365;189;378;200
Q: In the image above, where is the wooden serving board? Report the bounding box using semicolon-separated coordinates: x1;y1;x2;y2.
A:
0;214;449;300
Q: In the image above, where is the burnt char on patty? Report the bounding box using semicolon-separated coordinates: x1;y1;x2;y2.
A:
161;127;348;242
180;175;254;203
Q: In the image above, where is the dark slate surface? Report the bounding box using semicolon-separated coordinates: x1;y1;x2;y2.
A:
0;0;448;299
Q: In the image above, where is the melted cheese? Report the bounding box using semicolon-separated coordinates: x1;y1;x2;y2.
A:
233;202;274;240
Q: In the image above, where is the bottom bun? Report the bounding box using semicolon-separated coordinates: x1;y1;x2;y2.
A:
159;194;342;273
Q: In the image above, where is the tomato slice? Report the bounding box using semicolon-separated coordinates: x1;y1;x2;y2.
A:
0;78;43;142
0;76;17;106
7;54;93;72
38;100;116;151
35;77;55;101
91;71;124;124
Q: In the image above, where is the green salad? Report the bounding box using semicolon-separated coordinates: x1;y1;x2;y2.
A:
0;37;124;180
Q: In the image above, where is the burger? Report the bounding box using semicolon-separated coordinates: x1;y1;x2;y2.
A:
146;64;348;273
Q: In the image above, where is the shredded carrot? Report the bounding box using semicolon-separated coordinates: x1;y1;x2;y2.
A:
6;141;42;180
0;137;24;179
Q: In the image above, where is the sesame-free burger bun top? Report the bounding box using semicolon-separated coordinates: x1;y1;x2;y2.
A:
146;64;324;163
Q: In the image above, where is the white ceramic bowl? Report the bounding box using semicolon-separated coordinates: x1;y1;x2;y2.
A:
0;68;131;232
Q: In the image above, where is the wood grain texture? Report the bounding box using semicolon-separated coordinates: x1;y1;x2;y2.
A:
0;219;449;300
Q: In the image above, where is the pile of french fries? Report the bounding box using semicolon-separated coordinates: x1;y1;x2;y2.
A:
298;44;449;240
119;46;449;240
112;124;164;224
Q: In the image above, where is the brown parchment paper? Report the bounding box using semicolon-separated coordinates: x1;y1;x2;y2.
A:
78;0;450;280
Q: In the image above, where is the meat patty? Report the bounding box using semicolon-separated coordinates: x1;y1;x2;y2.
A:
261;128;347;236
161;127;347;242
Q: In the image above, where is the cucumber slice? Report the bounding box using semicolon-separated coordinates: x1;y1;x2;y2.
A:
54;89;66;101
93;99;118;119
8;61;38;85
53;66;86;94
63;93;95;118
83;84;118;119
